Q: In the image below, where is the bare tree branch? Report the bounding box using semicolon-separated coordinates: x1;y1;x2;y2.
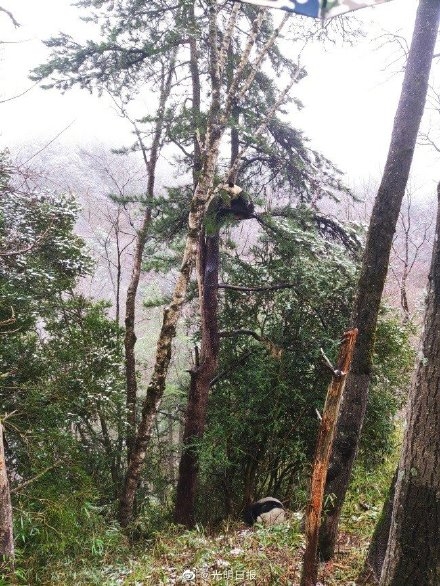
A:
10;463;60;494
0;224;52;257
0;6;20;28
0;82;38;104
217;282;294;292
219;328;283;359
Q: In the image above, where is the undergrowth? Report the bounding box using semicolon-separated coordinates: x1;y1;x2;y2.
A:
5;455;396;586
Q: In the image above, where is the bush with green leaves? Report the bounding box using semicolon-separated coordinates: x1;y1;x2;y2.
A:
0;157;128;580
194;210;412;522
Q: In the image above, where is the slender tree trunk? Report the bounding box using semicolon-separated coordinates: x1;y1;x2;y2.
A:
189;2;203;186
114;208;123;328
124;210;150;460
380;183;440;585
0;422;14;573
173;231;220;527
319;0;440;560
124;59;175;461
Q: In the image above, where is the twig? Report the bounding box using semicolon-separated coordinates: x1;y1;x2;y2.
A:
0;224;53;257
0;6;20;27
0;411;18;423
0;82;38;104
219;328;282;359
18;121;75;168
0;308;15;327
10;462;60;494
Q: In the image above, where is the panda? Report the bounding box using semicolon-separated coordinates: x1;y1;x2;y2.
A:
244;497;286;527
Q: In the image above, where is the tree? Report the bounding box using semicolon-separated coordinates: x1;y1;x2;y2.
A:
0;153;130;575
388;189;433;322
172;8;354;524
379;182;440;585
0;418;14;574
319;0;440;560
31;0;357;528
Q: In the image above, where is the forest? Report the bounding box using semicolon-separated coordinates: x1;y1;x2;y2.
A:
1;0;440;585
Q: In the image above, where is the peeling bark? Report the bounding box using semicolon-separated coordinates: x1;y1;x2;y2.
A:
301;329;357;586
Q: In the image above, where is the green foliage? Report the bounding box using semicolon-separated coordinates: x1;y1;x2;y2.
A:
194;209;409;522
12;480;128;584
5;1;412;581
0;164;128;581
359;309;415;466
0;156;91;331
2;296;126;497
195;209;358;520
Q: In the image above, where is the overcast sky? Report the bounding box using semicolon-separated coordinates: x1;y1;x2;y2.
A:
0;0;439;195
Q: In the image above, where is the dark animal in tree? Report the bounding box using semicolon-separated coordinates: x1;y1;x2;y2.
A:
244;497;286;526
204;182;254;235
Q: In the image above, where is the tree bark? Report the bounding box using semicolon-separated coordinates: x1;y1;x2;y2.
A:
173;231;220;527
118;0;231;528
301;329;357;586
0;422;14;573
319;0;440;561
188;1;203;186
124;58;175;461
118;164;222;526
379;184;440;585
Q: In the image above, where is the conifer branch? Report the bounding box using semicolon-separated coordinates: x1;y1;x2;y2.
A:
227;62;302;180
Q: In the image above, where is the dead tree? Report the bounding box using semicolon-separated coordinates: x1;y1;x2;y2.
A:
301;329;357;586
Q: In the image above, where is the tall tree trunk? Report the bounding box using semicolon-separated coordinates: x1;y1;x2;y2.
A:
189;1;203;186
319;0;440;560
124;58;175;461
124;210;150;461
119;12;225;522
0;422;14;573
380;183;440;585
174;231;220;527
